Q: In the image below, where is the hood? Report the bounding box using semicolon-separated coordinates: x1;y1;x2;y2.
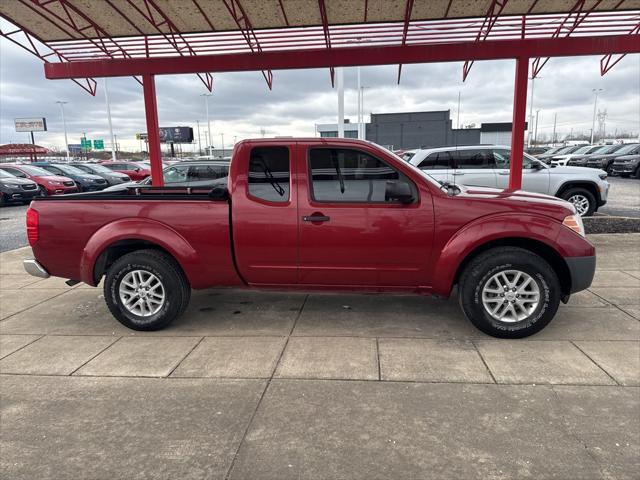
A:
613;154;640;162
455;185;574;220
0;177;35;186
548;166;606;176
81;173;104;181
40;175;74;183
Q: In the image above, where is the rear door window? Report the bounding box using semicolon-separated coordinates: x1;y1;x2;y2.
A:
455;149;496;169
418;151;452;170
248;147;290;202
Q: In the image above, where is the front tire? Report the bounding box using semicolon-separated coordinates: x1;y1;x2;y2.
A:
458;247;561;339
560;187;596;217
104;249;191;331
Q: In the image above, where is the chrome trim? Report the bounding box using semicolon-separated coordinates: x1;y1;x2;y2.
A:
23;259;50;278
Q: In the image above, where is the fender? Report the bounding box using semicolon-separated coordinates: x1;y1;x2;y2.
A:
431;213;564;296
80;218;198;286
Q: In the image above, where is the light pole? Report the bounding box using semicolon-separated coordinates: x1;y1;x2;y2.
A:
55;101;69;161
103;78;117;161
196;120;202;155
220;133;225;157
336;68;344;137
527;76;540;147
201;93;212;156
590;88;603;144
534;109;540;145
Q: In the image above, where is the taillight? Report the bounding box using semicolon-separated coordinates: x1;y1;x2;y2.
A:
26;208;39;245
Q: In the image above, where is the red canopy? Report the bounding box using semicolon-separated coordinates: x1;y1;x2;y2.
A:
0;144;50;156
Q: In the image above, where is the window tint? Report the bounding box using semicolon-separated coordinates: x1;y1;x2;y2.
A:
418;151;451;170
309;148;415;203
455;149;495;169
1;167;26;178
187;165;228;181
43;166;63;175
248;147;290;202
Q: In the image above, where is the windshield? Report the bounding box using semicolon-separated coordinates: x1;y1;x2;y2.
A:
52;164;86;175
0;169;16;178
554;146;576;155
614;144;638;155
79;163;113;173
573;145;592;154
592;145;618;154
16;165;52;176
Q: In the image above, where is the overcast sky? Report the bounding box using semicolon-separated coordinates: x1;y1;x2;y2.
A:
1;35;638;153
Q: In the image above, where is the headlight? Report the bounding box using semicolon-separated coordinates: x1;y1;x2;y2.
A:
563;214;585;237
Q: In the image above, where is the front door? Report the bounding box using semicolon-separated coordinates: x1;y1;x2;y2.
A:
493;148;550;193
297;146;434;288
450;148;498;188
232;145;298;285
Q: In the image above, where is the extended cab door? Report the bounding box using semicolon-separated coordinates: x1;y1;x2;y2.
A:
297;145;434;287
231;144;298;285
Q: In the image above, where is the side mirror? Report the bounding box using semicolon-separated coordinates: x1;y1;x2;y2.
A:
135;168;141;172
531;161;545;170
209;186;229;201
385;180;414;204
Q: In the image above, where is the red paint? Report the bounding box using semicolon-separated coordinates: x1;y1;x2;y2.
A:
142;75;164;187
99;161;151;181
509;56;529;190
28;138;594;297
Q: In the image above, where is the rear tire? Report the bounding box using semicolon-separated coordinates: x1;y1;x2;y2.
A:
458;247;561;339
560;187;596;217
104;249;191;331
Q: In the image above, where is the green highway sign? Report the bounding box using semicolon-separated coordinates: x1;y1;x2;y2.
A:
80;138;91;149
93;139;104;150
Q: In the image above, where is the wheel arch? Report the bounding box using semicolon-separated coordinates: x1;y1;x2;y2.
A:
555;180;599;201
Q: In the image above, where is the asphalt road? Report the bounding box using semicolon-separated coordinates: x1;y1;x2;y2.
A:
0;177;637;253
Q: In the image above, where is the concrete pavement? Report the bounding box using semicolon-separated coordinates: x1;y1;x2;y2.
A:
1;234;639;479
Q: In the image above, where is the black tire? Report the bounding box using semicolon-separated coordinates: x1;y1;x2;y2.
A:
0;193;6;207
104;249;191;331
620;173;630;178
560;187;596;217
635;167;640;180
458;247;561;339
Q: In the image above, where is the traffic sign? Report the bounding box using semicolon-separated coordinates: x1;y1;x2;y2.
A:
93;139;104;150
80;138;91;149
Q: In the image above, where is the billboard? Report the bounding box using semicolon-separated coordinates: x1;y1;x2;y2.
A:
68;144;83;154
159;126;194;143
15;118;47;132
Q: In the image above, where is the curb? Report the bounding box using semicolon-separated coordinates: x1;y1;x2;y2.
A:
584;216;640;234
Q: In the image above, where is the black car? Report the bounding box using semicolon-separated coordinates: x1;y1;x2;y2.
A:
585;144;640;172
567;144;625;168
0;168;41;206
69;162;131;186
32;162;108;192
611;153;640;178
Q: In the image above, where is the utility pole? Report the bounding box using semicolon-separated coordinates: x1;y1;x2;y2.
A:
103;78;117;161
534;109;540;145
527;76;538;147
336;67;344;138
196;120;202;155
552;113;557;145
201;93;212;156
590;88;603;144
56;101;69;161
356;66;362;139
220;133;225;157
456;90;461;130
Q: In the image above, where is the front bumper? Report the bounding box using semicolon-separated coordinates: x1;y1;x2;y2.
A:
566;256;596;293
23;259;50;279
611;163;638;174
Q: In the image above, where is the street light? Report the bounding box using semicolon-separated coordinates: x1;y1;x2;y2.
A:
534;109;540;145
200;93;212;156
104;78;117;161
55;101;69;161
590;88;603;144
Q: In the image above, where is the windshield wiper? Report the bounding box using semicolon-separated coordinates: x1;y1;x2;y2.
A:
331;151;345;194
253;157;285;197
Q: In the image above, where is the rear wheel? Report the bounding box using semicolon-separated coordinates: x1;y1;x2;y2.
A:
104;249;191;331
560;187;596;217
458;247;561;338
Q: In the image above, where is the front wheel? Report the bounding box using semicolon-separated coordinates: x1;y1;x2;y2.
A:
104;249;191;330
560;188;596;217
458;247;561;338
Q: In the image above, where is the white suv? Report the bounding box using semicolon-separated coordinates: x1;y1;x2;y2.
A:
406;145;609;216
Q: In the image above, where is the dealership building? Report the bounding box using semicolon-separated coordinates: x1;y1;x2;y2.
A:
317;110;526;150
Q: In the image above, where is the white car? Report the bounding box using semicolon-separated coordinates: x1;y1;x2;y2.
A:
406;145;609;216
550;145;601;167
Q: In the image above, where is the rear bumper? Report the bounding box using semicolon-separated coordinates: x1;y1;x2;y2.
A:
566;255;596;293
23;259;50;279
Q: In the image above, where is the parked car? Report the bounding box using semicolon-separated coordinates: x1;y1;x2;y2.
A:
69;162;131;186
550;145;601;167
24;138;595;339
0;168;41;206
567;144;625;167
408;145;608;216
0;164;78;196
538;145;583;164
585;143;640;173
525;146;549;156
104;160;230;191
100;161;151;181
32;162;108;192
611;152;640;178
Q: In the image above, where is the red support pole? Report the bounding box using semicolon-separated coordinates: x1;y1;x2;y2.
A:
142;74;163;186
509;56;529;190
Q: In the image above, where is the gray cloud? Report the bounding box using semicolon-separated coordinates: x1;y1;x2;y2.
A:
1;36;638;153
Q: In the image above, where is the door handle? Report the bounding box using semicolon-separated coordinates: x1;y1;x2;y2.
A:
303;214;330;223
453;172;464;176
498;172;510;175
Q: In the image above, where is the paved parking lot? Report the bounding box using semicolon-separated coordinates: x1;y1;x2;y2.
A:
1;234;639;479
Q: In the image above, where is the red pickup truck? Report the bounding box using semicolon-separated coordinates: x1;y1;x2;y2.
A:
23;138;595;338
